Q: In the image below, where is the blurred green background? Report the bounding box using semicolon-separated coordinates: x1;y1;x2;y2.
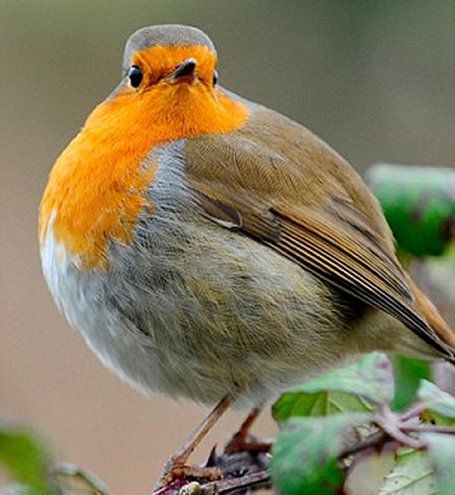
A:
1;1;454;494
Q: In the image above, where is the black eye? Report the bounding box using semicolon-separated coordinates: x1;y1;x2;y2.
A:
128;65;143;88
213;69;219;86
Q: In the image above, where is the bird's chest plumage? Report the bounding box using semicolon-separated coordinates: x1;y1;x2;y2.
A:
40;142;204;393
39;124;160;270
40;142;356;405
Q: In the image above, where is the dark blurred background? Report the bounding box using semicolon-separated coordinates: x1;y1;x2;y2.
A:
1;1;454;494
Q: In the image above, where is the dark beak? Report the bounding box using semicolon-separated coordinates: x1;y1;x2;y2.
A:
171;58;197;80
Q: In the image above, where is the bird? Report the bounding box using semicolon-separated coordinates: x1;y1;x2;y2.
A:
39;24;455;485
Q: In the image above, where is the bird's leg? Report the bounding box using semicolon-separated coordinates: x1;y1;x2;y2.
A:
225;405;272;454
158;395;232;487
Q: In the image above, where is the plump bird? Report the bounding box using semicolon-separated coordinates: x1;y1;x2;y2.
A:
39;24;455;483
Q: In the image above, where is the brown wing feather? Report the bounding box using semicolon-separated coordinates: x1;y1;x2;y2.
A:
185;105;455;361
272;207;453;357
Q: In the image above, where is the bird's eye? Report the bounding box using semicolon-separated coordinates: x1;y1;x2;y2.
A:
213;69;219;86
128;65;143;88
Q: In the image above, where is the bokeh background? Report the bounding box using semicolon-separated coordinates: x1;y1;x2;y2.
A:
1;1;455;493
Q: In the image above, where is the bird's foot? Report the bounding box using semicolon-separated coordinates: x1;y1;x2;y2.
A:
223;406;272;455
224;433;272;454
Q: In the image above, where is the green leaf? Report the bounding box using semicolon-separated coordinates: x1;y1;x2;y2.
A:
0;422;55;495
392;356;431;411
272;413;370;495
367;164;455;257
424;433;455;495
418;380;455;426
379;449;436;495
273;353;393;422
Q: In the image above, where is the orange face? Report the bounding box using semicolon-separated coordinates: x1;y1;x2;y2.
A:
39;44;250;269
129;44;217;90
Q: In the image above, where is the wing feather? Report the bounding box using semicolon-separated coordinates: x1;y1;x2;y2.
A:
184;109;455;360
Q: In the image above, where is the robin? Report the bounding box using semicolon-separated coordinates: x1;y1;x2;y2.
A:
39;24;455;484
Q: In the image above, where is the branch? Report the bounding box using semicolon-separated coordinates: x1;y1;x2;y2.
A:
179;470;271;495
401;424;455;434
340;430;388;459
151;448;271;495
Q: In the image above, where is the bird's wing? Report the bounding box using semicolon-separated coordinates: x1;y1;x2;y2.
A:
183;107;455;360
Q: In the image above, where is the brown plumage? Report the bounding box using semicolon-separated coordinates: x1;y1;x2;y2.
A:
186;106;455;362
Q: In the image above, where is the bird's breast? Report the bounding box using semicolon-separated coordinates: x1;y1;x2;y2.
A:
39;127;159;270
39;86;250;270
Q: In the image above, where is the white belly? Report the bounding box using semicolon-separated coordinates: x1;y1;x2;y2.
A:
41;208;359;409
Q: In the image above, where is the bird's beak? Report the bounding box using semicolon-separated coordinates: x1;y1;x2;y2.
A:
170;58;197;82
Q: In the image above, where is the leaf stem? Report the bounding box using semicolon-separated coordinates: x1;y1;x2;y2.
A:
400;402;427;422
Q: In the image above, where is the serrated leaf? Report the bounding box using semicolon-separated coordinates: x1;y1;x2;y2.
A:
379;449;436;495
418;380;455;426
424;433;455;495
0;423;55;495
273;353;393;422
271;413;371;495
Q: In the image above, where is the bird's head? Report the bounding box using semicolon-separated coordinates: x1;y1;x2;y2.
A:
86;25;248;141
123;24;218;93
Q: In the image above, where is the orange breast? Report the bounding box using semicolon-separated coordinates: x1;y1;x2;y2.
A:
39;62;249;269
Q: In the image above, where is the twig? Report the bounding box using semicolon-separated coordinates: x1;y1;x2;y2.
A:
151;446;271;495
400;402;427;422
51;462;109;495
202;470;271;494
401;424;455;434
340;430;388;458
151;470;271;495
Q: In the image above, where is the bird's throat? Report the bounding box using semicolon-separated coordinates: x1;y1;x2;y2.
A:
39;85;249;269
